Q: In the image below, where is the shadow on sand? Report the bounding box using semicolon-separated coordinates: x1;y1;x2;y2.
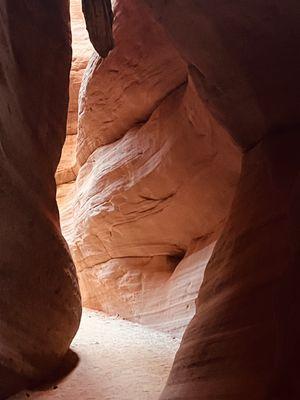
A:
29;350;80;392
0;350;80;400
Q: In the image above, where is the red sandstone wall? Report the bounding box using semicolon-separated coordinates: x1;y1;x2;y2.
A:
0;1;81;397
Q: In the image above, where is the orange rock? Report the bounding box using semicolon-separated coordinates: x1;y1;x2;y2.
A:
59;0;241;337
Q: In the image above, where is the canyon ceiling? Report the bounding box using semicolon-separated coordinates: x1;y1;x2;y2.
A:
0;0;300;399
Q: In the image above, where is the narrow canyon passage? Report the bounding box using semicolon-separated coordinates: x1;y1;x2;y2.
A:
1;0;299;399
5;1;222;398
56;0;240;338
11;309;180;400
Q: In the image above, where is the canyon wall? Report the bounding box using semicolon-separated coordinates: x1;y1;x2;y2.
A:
57;0;300;398
0;1;81;397
141;1;300;399
58;0;241;337
56;0;93;242
3;0;296;398
1;0;297;398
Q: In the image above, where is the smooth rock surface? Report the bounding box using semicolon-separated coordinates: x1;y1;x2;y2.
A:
144;0;300;150
0;1;81;397
161;131;300;400
143;1;300;398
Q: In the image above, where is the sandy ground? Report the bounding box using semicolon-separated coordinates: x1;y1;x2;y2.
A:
11;309;180;400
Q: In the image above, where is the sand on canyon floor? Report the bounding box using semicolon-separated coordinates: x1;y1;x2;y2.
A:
11;309;180;400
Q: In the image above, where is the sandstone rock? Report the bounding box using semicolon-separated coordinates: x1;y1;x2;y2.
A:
161;132;300;400
72;81;239;267
82;0;114;57
144;0;300;151
56;0;93;187
76;0;187;166
56;0;93;249
3;0;298;398
79;243;214;337
60;0;241;336
0;1;81;397
141;1;300;398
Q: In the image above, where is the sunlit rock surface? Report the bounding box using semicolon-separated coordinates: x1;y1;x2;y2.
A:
58;0;241;337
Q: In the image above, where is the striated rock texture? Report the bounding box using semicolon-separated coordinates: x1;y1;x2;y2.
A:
140;1;300;399
58;0;241;337
56;0;92;184
0;0;81;398
56;0;93;240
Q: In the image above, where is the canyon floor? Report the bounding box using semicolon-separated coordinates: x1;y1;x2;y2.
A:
11;309;180;400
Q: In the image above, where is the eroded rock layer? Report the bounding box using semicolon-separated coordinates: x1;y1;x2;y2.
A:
58;0;241;337
0;1;81;398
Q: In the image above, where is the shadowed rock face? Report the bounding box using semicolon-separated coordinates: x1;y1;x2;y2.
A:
140;1;300;399
82;0;114;57
161;132;300;400
144;0;300;151
0;1;81;397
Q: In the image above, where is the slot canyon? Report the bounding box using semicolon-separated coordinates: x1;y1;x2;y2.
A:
0;0;299;399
